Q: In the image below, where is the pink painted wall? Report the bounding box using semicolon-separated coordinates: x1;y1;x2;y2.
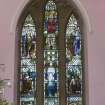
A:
0;0;105;105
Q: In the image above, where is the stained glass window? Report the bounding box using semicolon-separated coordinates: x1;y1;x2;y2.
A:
20;15;36;105
66;15;82;105
44;0;59;105
19;1;85;105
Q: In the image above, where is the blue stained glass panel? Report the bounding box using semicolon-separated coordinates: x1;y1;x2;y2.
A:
44;67;58;97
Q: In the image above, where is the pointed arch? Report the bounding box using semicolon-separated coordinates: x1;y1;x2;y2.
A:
10;0;91;35
13;0;90;105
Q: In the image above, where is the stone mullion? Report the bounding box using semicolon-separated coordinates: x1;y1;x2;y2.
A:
31;7;44;105
57;5;73;105
58;7;67;105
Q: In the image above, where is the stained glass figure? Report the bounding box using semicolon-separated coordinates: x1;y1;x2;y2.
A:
20;14;36;105
44;0;59;105
66;15;82;105
66;15;81;66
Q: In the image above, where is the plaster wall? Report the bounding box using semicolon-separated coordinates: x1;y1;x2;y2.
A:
0;0;105;105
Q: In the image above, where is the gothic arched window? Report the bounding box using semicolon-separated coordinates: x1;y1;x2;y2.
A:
18;0;85;105
66;14;82;105
20;15;36;105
